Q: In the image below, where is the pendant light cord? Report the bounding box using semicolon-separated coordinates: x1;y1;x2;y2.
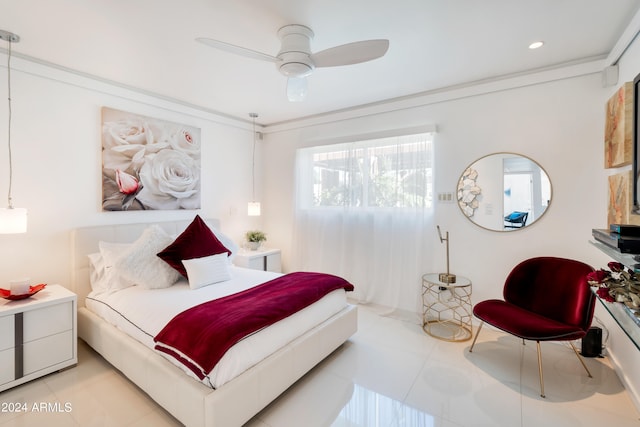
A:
250;113;258;201
6;39;13;209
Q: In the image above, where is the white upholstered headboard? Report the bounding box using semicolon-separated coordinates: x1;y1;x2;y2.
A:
70;218;220;307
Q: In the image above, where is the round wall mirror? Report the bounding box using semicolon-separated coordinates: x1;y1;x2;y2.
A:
457;153;552;231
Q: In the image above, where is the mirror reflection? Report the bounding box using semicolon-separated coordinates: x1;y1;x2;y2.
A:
457;153;552;231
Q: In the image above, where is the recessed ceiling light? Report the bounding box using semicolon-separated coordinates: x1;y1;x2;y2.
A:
529;41;544;50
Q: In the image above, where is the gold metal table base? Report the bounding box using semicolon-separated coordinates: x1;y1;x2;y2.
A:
422;273;472;342
422;319;472;342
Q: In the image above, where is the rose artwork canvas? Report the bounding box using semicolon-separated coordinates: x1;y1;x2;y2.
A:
607;171;631;225
604;81;633;168
101;107;201;211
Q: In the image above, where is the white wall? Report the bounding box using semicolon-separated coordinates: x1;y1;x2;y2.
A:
263;72;609;307
0;56;263;289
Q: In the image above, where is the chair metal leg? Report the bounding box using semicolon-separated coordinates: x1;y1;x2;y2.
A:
469;321;484;352
468;327;591;399
569;341;593;378
536;341;545;398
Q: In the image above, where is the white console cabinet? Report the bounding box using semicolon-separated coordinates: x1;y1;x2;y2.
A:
234;248;282;273
0;284;77;392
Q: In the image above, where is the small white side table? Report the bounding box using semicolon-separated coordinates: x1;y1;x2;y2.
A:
234;248;282;273
422;273;472;342
0;284;77;392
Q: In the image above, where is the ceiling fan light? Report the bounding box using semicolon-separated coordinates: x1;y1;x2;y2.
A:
287;76;307;102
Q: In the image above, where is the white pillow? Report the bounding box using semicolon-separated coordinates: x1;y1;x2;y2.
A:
182;253;231;290
98;241;136;291
87;252;108;293
99;241;131;267
114;225;181;290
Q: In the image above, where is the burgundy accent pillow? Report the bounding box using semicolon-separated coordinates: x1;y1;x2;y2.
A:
158;215;231;277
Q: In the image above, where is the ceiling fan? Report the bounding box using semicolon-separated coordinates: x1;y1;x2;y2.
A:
196;24;389;102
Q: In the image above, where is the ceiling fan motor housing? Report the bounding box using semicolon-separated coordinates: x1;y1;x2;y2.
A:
277;24;315;77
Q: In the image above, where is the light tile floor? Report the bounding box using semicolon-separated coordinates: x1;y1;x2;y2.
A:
1;305;639;426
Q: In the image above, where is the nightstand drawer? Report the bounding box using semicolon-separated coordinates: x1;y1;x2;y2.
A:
0;348;14;385
0;315;14;351
23;330;74;375
23;301;72;342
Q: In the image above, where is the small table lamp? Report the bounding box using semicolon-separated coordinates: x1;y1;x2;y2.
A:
437;226;456;283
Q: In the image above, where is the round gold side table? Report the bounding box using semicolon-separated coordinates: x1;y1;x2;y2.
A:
422;273;472;342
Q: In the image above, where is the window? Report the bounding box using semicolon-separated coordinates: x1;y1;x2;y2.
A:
297;132;433;209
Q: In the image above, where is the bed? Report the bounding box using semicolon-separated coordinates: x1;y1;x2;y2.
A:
70;217;357;426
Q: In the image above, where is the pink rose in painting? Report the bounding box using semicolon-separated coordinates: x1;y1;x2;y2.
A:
136;149;201;210
115;169;139;195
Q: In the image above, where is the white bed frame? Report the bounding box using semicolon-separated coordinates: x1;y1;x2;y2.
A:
70;219;357;426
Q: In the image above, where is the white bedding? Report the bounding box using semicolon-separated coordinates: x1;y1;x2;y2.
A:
85;265;348;388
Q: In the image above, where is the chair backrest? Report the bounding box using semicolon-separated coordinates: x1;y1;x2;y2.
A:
503;257;595;330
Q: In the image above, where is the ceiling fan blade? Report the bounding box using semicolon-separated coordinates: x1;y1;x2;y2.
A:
312;39;389;67
196;37;279;63
287;76;308;102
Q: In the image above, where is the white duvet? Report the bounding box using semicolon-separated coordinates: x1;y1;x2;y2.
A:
85;266;348;388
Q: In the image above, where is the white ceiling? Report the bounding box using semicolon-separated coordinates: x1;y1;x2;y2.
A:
2;0;640;126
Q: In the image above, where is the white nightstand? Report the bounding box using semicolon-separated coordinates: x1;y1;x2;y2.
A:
0;284;77;392
234;248;282;273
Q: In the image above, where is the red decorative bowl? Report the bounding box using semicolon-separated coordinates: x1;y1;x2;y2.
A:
0;284;47;300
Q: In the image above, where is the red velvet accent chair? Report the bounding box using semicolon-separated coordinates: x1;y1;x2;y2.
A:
469;257;595;397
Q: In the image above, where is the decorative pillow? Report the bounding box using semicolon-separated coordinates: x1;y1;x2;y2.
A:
115;225;181;289
158;215;231;277
182;253;231;290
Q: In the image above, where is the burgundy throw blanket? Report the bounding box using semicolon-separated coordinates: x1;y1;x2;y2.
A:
154;272;354;380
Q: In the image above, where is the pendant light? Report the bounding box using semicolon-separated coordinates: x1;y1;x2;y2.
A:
0;30;27;234
247;113;261;216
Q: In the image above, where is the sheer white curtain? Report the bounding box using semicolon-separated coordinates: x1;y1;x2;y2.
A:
293;132;436;319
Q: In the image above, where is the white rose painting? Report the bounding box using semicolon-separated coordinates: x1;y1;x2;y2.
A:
101;107;201;211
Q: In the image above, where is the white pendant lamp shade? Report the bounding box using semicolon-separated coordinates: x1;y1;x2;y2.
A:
247;201;261;216
0;207;27;233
